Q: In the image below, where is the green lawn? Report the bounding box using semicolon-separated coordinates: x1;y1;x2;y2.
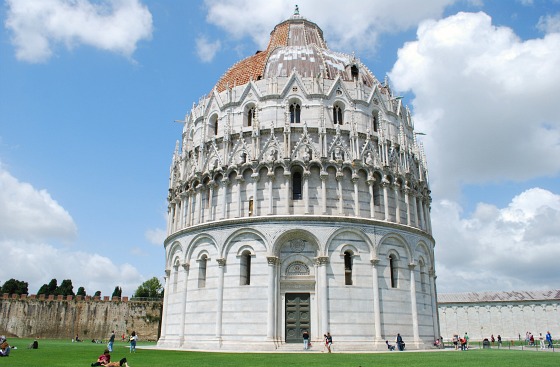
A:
2;338;559;367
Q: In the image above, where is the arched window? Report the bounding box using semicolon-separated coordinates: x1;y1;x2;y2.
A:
247;106;255;127
292;172;302;200
419;260;427;292
372;113;379;132
198;255;207;288
290;102;301;123
333;105;343;125
389;254;398;288
240;250;251;285
344;251;353;285
248;198;254;217
210;115;219;136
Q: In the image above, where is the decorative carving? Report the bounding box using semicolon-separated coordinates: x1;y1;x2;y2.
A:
286;261;310;276
290;239;305;253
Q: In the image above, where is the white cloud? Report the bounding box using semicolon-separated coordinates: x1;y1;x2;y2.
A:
195;36;221;62
145;228;166;246
203;0;456;54
5;0;153;63
0;163;143;296
0;163;77;241
0;238;144;297
537;13;560;34
433;188;560;292
389;12;560;199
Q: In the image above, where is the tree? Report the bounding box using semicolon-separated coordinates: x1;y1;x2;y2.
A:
112;286;122;299
1;278;29;295
133;277;163;298
76;287;86;297
38;278;58;296
94;290;101;297
56;279;74;296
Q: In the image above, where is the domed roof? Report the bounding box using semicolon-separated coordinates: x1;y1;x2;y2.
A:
214;12;378;92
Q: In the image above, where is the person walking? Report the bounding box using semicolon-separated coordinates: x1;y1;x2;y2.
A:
325;332;332;353
546;331;553;349
129;331;138;353
539;333;546;350
108;331;116;352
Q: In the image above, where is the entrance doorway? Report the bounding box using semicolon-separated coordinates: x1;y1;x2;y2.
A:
285;293;310;343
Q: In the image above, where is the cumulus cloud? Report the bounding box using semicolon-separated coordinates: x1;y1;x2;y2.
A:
0;164;77;241
4;0;153;63
145;228;166;246
203;0;456;53
433;188;560;292
0;164;143;296
196;36;222;62
537;12;560;33
0;238;144;296
389;12;560;199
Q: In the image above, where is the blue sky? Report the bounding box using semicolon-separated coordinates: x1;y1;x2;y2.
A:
1;0;559;296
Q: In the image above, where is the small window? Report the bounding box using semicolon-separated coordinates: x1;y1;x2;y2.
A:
290;102;301;123
372;114;378;132
247;107;255;127
351;65;359;80
292;172;302;200
198;255;207;288
344;251;353;285
248;199;254;217
172;261;179;292
389;254;397;288
333;105;343;125
240;250;251;285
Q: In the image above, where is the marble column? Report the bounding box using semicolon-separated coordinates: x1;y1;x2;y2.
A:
252;173;259;216
317;256;330;334
370;259;382;340
394;183;401;224
382;179;389;221
160;270;171;338
179;263;190;346
236;177;243;218
220;180;228;220
321;172;328;214
303;171;310;214
337;172;344;215
284;172;291;214
404;187;411;226
266;256;278;339
353;175;360;217
215;258;226;340
409;263;419;345
267;172;275;214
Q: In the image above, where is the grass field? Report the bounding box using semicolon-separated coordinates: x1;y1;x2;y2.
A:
2;338;559;367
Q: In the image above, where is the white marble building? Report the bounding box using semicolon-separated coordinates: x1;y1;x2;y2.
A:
158;10;439;351
438;290;560;343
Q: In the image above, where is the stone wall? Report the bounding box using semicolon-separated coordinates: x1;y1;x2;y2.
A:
0;294;162;341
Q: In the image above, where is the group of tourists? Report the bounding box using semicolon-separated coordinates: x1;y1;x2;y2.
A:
451;332;469;350
301;331;333;352
525;331;553;348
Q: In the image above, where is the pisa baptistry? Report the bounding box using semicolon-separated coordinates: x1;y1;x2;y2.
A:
158;10;439;351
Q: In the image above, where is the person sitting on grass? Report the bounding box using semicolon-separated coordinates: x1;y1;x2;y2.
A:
385;340;395;351
0;341;11;357
91;349;129;367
